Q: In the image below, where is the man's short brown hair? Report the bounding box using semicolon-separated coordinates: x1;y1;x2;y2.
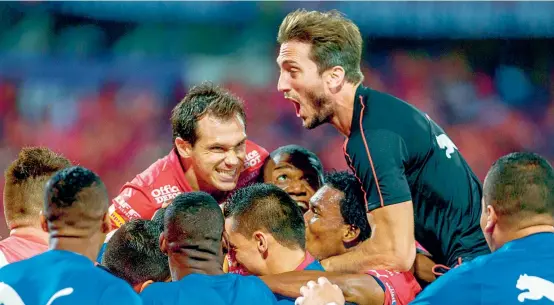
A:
3;147;71;228
277;9;364;84
484;152;554;228
171;82;246;145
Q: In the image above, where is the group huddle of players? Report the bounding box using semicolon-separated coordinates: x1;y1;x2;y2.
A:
1;8;554;305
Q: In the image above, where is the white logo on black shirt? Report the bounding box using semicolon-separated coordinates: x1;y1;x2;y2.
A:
435;134;458;159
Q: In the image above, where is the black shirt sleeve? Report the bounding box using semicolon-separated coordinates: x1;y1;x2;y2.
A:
346;129;412;211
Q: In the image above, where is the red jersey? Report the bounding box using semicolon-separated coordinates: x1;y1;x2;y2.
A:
0;234;48;267
109;140;268;228
365;270;422;305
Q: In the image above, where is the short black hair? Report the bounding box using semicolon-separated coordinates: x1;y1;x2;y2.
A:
324;171;371;242
102;219;169;286
224;183;305;250
164;192;224;253
171;82;246;145
151;207;166;232
266;144;325;187
44;166;108;227
484;152;554;226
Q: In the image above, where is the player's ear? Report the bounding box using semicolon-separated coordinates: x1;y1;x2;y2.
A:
159;232;168;255
175;137;193;158
253;231;268;256
343;224;360;244
101;213;111;234
325;66;345;93
138;280;154;293
40;211;48;233
484;205;497;233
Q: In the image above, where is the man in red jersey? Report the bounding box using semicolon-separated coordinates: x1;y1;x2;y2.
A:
109;82;268;228
0;147;71;266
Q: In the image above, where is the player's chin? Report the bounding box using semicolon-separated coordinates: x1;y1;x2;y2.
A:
213;180;239;192
305;242;324;261
303;117;325;130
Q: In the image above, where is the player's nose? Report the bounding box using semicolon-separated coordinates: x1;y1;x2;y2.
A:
277;72;290;93
286;181;307;196
224;151;241;167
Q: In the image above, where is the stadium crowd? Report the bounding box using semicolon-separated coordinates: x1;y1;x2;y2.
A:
0;7;553;305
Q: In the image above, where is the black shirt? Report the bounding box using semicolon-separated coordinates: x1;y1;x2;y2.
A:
344;85;490;267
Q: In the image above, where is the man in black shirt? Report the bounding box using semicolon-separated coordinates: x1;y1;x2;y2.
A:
275;9;490;272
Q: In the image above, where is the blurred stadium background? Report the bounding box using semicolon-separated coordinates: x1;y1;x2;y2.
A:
1;2;554;237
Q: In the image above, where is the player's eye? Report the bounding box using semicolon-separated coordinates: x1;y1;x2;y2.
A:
210;146;225;153
277;174;288;182
235;141;246;150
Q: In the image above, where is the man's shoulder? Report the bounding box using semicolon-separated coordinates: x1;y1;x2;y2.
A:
114;149;188;212
359;87;432;134
237;140;269;188
126;150;181;191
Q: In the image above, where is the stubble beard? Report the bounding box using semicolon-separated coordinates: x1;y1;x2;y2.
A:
304;89;333;130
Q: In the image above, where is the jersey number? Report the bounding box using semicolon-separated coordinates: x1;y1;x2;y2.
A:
0;283;73;305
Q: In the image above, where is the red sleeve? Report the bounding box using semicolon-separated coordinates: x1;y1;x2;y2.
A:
366;270;422;305
236;140;269;188
108;185;158;230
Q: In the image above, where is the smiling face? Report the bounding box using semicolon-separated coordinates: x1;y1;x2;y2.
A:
185;114;247;192
277;41;335;130
262;152;320;212
304;185;349;260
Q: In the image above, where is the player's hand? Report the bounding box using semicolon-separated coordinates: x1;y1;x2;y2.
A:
295;277;345;305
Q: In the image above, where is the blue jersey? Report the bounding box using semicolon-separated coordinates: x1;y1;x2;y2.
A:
141;273;277;305
411;232;554;305
275;257;325;305
0;250;141;305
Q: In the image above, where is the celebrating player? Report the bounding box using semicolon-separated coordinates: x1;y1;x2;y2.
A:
140;191;278;305
109;82;268;229
101;219;170;292
275;9;489;272
224;183;323;280
261;172;421;305
262;145;325;213
0;147;71;266
411;152;554;304
0;166;141;304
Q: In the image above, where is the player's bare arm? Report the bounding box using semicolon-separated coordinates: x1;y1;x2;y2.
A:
260;271;385;305
322;201;416;273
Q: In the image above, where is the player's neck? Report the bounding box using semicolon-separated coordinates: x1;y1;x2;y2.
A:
330;82;360;137
267;246;307;274
182;159;201;191
48;234;103;262
9;226;49;244
169;252;223;281
494;225;554;251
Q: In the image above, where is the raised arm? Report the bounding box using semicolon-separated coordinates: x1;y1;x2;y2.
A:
260;271;384;305
332;130;417;272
